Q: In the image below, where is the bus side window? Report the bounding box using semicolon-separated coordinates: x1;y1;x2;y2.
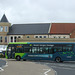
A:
53;46;62;52
39;47;43;54
24;47;31;53
63;45;72;51
49;47;53;54
7;47;11;51
32;47;39;53
43;47;49;54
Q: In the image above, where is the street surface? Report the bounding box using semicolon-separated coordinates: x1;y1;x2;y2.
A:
0;59;6;67
0;59;55;75
1;59;75;75
37;61;75;75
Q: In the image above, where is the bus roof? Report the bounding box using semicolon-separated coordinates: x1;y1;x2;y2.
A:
9;42;28;44
8;42;75;44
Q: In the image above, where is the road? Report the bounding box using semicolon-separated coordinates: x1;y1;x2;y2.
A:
37;61;75;75
1;59;75;75
0;59;55;75
0;59;6;67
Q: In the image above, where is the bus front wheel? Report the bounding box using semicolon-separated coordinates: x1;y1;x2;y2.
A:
16;56;21;61
55;57;61;63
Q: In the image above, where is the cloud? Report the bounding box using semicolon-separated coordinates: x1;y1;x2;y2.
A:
0;0;75;24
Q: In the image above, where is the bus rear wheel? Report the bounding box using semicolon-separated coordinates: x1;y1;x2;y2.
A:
23;59;26;61
55;57;61;63
16;56;21;61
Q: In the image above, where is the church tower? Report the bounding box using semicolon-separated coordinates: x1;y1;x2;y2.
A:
0;14;11;45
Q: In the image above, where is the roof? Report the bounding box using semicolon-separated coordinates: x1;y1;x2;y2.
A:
1;14;9;22
8;42;75;44
50;23;75;34
9;42;28;44
7;23;50;35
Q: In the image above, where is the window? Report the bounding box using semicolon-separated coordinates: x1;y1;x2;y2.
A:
43;47;49;54
0;26;3;32
24;47;31;53
44;36;46;38
18;36;21;38
39;36;42;38
0;36;2;42
39;47;50;54
11;37;13;42
32;47;39;53
54;36;56;38
53;45;62;52
14;37;17;42
35;36;38;38
39;47;43;53
5;36;7;42
16;44;23;53
63;36;66;38
49;47;54;54
58;36;61;38
27;36;30;38
5;26;8;32
63;45;72;51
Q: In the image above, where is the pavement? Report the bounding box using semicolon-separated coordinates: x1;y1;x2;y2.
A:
0;59;55;75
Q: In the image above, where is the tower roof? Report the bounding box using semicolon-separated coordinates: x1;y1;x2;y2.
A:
1;14;9;22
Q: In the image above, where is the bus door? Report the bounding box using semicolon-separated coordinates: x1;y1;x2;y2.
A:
7;46;12;59
7;44;15;59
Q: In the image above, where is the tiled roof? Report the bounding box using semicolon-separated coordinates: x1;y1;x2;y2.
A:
1;14;9;22
7;23;50;35
50;23;75;34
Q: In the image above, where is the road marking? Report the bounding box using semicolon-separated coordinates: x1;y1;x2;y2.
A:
51;66;75;70
45;63;75;68
55;71;57;75
43;69;51;75
0;61;8;72
43;63;58;75
0;67;4;72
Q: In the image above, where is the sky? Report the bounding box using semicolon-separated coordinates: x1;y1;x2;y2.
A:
0;0;75;24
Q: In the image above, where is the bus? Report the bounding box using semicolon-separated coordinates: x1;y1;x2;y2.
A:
6;42;75;62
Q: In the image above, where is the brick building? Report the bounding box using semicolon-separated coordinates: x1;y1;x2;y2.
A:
1;14;75;51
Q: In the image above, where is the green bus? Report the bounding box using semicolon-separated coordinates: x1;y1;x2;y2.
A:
6;42;75;62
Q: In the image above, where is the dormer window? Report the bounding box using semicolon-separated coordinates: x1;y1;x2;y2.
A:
5;26;8;32
0;26;3;32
